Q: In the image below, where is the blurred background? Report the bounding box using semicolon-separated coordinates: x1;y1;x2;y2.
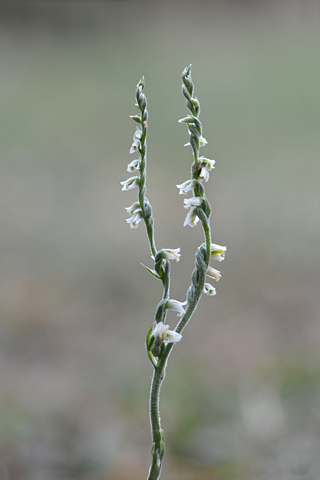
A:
1;1;320;479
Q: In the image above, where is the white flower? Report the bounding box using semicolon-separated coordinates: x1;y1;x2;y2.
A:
199;135;208;146
183;209;199;227
206;266;221;282
210;244;227;262
176;179;195;195
125;201;141;215
120;176;139;191
129;140;140;154
133;128;142;141
199;157;216;170
153;322;182;344
204;283;216;296
199;165;210;182
166;299;187;317
127;159;140;172
126;211;143;229
183;197;204;209
163;248;181;262
184;135;207;147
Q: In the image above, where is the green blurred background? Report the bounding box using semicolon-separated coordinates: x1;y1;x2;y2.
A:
1;2;320;479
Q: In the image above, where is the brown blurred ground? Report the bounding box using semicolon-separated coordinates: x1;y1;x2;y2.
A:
0;1;320;479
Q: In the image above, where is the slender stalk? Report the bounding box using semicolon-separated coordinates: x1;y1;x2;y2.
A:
121;66;226;480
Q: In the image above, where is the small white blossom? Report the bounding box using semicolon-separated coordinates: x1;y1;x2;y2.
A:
176;179;195;195
129;140;140;154
120;176;139;191
210;244;227;261
183;209;199;227
125;201;141;215
199;165;210;182
183;197;204;209
153;322;182;344
184;135;207;147
199;135;208;146
133;128;142;141
204;283;216;296
126;211;143;229
127;159;140;172
166;299;187;317
163;248;181;262
206;266;221;282
199;157;216;170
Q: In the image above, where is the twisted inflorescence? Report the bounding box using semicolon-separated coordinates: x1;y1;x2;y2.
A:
121;65;226;480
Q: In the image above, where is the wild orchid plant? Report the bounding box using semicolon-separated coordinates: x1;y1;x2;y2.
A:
121;65;226;480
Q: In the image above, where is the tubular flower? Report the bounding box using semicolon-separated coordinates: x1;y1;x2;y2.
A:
176;179;195;195
206;266;222;282
125;201;141;216
162;248;181;262
120;176;139;191
129;129;142;154
210;244;227;262
200;157;216;170
153;322;182;345
199;165;210;182
183;208;199;227
183;197;204;209
127;159;140;172
129;140;140;154
126;210;143;229
166;299;187;317
184;135;208;147
204;283;217;296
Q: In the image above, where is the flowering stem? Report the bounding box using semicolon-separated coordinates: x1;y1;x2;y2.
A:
122;66;226;480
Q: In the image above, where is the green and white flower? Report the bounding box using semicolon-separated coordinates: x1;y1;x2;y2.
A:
184;135;207;147
153;322;182;344
162;248;181;262
206;266;221;281
125;201;141;216
210;244;227;262
184;208;199;227
120;176;139;191
166;299;187;317
176;179;195;195
183;197;204;209
126;211;143;229
127;159;140;172
200;157;216;170
204;283;216;296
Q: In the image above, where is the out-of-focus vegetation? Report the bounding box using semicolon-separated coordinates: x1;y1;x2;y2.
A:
0;2;320;479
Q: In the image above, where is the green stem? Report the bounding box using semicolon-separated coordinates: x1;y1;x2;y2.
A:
147;213;211;480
